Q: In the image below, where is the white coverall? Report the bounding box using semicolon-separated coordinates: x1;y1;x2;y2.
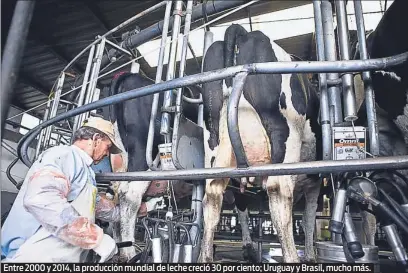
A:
1;145;120;262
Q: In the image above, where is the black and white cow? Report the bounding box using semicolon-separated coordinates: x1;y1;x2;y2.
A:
99;72;202;261
199;24;322;263
100;71;263;262
360;0;408;145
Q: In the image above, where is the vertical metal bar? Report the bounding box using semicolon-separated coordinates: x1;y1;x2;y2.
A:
73;44;96;133
82;38;106;123
146;0;173;171
44;73;65;148
1;0;36;139
313;0;332;160
189;27;214;263
335;0;357;121
160;0;184;139
35;99;51;157
321;0;343;124
174;0;193;112
354;0;380;156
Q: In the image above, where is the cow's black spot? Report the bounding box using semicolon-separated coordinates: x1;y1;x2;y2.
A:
280;93;287;109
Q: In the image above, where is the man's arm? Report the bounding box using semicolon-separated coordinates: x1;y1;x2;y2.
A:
23;150;105;250
95;194;120;223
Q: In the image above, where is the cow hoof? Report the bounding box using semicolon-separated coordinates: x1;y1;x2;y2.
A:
242;244;258;263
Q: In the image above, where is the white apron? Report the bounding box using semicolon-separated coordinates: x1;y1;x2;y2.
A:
7;181;98;263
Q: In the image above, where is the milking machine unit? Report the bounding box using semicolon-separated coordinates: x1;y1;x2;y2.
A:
313;0;408;269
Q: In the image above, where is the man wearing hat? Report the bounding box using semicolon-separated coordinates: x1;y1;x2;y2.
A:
1;117;123;263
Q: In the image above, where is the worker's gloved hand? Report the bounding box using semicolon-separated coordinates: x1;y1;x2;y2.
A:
145;196;166;212
93;234;118;263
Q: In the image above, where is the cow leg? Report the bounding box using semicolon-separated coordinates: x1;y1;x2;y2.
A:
199;178;228;262
265;119;303;263
266;175;299;262
236;207;257;262
118;180;151;261
301;180;320;262
233;191;257;262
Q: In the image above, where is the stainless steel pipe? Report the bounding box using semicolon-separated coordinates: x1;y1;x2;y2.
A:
160;0;184;138
228;72;249;168
146;0;173;171
321;0;343;124
313;0;332;160
335;0;357;121
354;0;380;156
95;155;408;182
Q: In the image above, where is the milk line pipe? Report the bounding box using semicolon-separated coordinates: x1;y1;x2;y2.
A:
354;0;380;157
94;155;408;182
321;0;343;124
313;0;332;161
335;0;357;121
16;51;408;167
160;0;184;138
146;0;174;171
101;1;247;70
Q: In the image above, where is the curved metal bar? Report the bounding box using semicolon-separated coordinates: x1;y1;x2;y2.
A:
95;155;408;182
227;72;249;168
59;1;167;76
17;51;408;167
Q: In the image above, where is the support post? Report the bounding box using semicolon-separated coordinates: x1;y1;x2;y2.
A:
313;0;332;160
335;0;357;121
160;0;184;140
1;0;36;139
146;0;173;171
321;0;343;124
354;0;380;156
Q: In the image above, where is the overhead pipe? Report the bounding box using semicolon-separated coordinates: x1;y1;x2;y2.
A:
101;0;246;69
1;0;36;139
312;0;332;160
354;0;380;156
146;0;173;171
17;51;408;167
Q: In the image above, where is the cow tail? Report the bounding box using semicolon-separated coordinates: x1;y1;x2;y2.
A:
224;24;248;87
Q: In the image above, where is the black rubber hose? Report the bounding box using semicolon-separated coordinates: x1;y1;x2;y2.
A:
378;188;408;224
6;157;19;188
374;198;408;235
375;178;408;204
369;170;408;189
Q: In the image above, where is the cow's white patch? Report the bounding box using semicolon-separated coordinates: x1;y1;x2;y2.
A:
374;70;402;82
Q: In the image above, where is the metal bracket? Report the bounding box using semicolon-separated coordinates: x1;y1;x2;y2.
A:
161;106;178;114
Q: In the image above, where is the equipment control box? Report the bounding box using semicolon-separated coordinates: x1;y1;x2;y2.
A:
332;126;366;161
